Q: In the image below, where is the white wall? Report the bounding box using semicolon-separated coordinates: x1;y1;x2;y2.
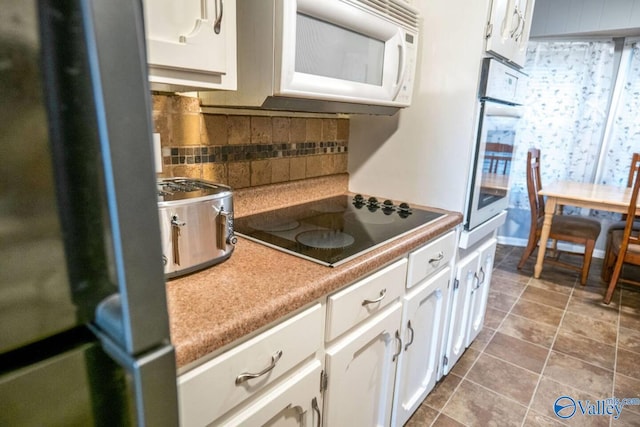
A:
348;0;491;214
531;0;640;37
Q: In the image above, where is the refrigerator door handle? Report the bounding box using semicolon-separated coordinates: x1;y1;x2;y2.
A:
90;322;180;427
82;0;173;353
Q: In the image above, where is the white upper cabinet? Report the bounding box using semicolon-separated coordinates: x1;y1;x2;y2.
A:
486;0;536;68
143;0;237;91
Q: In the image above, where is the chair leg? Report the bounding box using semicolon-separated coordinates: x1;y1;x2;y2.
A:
518;235;538;270
604;251;625;304
580;239;595;286
601;238;614;282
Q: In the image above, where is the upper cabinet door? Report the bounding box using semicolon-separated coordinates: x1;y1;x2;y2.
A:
143;0;237;90
486;0;536;68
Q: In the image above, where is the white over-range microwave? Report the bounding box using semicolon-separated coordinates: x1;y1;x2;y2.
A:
199;0;421;115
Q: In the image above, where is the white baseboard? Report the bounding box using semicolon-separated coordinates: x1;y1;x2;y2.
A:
496;236;606;259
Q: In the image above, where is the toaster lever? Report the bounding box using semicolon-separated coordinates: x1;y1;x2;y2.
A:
216;209;229;250
171;215;186;265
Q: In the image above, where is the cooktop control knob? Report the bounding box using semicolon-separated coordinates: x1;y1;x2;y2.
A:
382;199;395;215
353;194;365;208
367;197;379;207
397;202;412;218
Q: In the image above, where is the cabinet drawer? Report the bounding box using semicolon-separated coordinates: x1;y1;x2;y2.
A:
178;303;323;427
215;360;322;427
325;258;407;342
407;231;456;288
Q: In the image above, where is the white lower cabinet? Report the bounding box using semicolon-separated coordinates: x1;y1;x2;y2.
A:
177;303;323;426
176;230;497;426
443;237;498;375
323;302;403;427
465;238;497;348
391;266;451;427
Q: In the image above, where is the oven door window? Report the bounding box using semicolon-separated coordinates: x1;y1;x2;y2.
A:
467;101;523;230
478;117;516;209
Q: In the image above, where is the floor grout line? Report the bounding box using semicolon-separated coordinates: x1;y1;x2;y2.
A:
518;272;578;427
610;286;622;427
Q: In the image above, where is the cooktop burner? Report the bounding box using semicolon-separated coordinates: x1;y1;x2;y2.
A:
296;230;356;249
234;194;444;266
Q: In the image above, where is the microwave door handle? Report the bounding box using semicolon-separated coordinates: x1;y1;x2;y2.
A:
393;39;407;100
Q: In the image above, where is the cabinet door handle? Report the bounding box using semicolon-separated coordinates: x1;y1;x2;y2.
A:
235;350;283;385
428;251;444;265
392;330;402;362
362;289;386;306
214;0;223;34
404;320;415;351
472;272;480;291
510;6;524;41
311;397;321;427
478;266;486;286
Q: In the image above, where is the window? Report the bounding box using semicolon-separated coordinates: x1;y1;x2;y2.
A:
501;38;640;245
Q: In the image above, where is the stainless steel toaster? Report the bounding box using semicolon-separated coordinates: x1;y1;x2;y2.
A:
157;178;236;278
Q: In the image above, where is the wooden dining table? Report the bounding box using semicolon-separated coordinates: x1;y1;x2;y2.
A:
534;180;639;280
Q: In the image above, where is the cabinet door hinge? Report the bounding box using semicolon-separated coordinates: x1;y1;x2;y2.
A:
443;355;449;368
453;278;460;290
320;370;328;393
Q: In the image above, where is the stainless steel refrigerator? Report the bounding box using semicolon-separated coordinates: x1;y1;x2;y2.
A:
0;0;179;425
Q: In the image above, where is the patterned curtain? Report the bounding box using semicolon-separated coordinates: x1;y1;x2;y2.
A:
596;38;640;187
501;39;616;241
590;38;640;223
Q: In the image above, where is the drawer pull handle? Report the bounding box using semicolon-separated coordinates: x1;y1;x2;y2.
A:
362;289;387;306
392;330;402;362
404;320;415;351
235;350;283;385
428;251;444;264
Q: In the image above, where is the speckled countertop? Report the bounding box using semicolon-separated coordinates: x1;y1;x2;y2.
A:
165;174;462;371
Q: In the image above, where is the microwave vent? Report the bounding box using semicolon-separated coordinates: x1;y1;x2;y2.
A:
353;0;420;31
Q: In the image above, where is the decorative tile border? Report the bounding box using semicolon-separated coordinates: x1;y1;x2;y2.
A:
165;141;348;165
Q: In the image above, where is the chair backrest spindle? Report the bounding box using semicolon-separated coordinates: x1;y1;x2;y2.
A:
526;148;545;225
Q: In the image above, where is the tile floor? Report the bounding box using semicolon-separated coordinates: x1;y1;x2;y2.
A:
406;245;640;427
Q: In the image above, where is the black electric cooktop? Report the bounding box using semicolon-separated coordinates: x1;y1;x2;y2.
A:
234;194;444;267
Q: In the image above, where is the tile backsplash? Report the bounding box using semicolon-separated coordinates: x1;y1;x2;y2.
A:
152;94;349;188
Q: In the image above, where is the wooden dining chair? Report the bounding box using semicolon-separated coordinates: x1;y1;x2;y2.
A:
602;152;640;281
603;156;640;304
517;148;601;285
